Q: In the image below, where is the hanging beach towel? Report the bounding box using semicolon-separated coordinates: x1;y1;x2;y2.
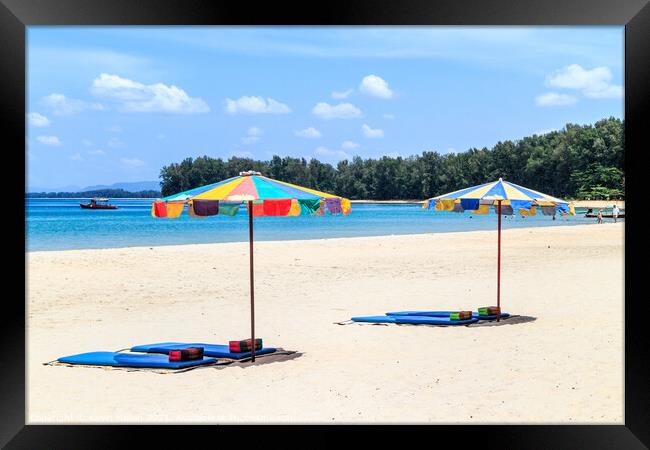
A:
325;198;343;214
165;202;185;218
152;201;167;218
263;199;293;216
193;200;219;217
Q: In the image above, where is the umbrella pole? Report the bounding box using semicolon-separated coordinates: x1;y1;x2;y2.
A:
497;200;502;322
248;200;256;362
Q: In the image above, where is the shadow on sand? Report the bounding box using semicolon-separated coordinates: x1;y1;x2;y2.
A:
468;315;537;327
335;315;537;328
215;350;303;369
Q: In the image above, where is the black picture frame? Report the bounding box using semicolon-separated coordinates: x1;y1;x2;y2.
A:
3;0;648;447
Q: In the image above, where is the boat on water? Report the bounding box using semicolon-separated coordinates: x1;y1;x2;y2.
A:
79;198;118;210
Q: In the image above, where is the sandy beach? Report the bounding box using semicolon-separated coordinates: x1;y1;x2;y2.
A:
26;223;624;424
573;200;625;209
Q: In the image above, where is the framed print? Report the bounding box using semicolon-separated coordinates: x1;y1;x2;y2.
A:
3;0;648;447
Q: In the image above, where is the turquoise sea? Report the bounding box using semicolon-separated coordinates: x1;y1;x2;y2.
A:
25;198;604;252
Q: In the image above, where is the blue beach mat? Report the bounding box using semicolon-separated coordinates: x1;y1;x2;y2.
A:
130;342;277;359
57;351;217;369
387;311;457;317
386;311;510;320
351;315;397;323
395;316;478;325
351;315;478;325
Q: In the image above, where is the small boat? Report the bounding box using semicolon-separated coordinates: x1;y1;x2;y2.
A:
80;198;118;210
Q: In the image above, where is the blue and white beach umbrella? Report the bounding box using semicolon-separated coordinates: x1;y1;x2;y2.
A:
423;178;576;320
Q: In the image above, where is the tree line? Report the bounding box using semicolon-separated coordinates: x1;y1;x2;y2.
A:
158;117;624;200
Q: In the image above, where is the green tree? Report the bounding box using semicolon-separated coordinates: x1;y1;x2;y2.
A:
157;117;624;201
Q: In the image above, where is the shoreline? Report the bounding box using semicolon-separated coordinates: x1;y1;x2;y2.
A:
27;222;619;254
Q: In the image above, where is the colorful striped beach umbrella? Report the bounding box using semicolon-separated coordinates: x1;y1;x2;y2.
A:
152;171;351;361
422;178;576;321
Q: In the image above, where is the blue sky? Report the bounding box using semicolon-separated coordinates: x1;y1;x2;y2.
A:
26;26;624;190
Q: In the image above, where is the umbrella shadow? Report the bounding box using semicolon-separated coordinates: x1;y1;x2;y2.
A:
468;315;537;327
214;350;303;370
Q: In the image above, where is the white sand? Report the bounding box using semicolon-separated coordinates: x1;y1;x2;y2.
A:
26;223;624;424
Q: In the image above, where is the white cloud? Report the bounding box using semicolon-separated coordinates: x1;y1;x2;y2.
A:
87;149;106;155
107;125;122;133
36;135;61;146
545;64;623;99
359;75;393;99
362;123;384;138
70;152;83;161
28;112;50;127
535;92;578;107
294;127;322;139
43;93;87;116
383;113;395;120
312;102;362;119
332;89;353;99
247;126;263;137
242;126;263;144
584;84;623;99
341;140;360;150
121;157;145;168
156;134;166;140
82;139;93;147
384;151;401;158
224;96;290;114
314;146;350;161
92;73;210;113
534;128;559;135
108;137;125;148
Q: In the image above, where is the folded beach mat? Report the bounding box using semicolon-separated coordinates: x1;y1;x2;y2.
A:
130;342;277;359
352;315;477;325
387;311;455;317
394;316;477;325
386;311;510;320
57;351;217;369
351;315;398;323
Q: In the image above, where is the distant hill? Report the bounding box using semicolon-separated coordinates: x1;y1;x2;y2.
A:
27;188;161;199
27;180;161;193
80;181;160;192
27;184;82;193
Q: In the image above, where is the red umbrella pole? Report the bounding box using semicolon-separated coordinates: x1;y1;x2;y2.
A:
248;200;256;362
497;200;502;322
